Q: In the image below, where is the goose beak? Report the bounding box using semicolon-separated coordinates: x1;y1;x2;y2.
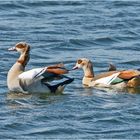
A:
72;66;78;70
8;47;16;51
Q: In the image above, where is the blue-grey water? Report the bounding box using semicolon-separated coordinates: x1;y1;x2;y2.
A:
0;0;140;139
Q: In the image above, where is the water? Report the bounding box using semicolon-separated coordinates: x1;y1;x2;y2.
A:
0;0;140;139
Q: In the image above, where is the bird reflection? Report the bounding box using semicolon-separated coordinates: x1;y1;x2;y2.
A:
6;91;64;109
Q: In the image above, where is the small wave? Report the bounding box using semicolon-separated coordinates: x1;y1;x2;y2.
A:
69;38;95;48
94;37;119;45
119;60;140;66
0;2;27;10
20;0;84;8
113;1;140;7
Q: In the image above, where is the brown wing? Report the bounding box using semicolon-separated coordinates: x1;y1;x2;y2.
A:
46;63;68;75
47;63;64;69
46;68;68;75
119;70;139;80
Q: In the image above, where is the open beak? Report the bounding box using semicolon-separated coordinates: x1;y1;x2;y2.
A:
72;66;78;70
8;47;16;51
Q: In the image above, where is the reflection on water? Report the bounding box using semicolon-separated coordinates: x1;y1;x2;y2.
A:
126;87;140;94
79;85;140;95
6;91;65;109
6;92;33;109
6;86;140;110
7;92;32;100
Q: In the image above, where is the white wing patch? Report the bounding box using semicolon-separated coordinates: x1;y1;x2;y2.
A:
95;72;120;85
18;68;44;80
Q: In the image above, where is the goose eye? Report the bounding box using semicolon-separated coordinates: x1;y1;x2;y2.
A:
16;44;25;49
77;59;82;64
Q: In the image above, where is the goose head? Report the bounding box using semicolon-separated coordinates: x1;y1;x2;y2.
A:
73;58;93;70
8;42;30;54
73;58;94;78
8;42;30;67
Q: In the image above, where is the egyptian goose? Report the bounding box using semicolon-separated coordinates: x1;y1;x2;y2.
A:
73;58;140;88
7;42;74;94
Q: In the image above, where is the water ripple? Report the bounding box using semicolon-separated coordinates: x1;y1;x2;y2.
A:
0;0;140;139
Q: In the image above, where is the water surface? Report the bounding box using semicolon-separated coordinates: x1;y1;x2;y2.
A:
0;0;140;139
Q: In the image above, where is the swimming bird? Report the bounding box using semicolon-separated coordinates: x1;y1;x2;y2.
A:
7;42;74;94
72;58;140;88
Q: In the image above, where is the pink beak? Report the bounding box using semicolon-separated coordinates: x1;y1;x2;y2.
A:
72;66;78;70
8;47;16;51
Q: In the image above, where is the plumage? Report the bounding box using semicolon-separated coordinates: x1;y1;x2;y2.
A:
7;42;74;94
108;63;117;71
73;58;140;88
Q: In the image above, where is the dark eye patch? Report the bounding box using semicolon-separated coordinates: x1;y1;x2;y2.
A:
77;59;82;64
16;43;25;49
